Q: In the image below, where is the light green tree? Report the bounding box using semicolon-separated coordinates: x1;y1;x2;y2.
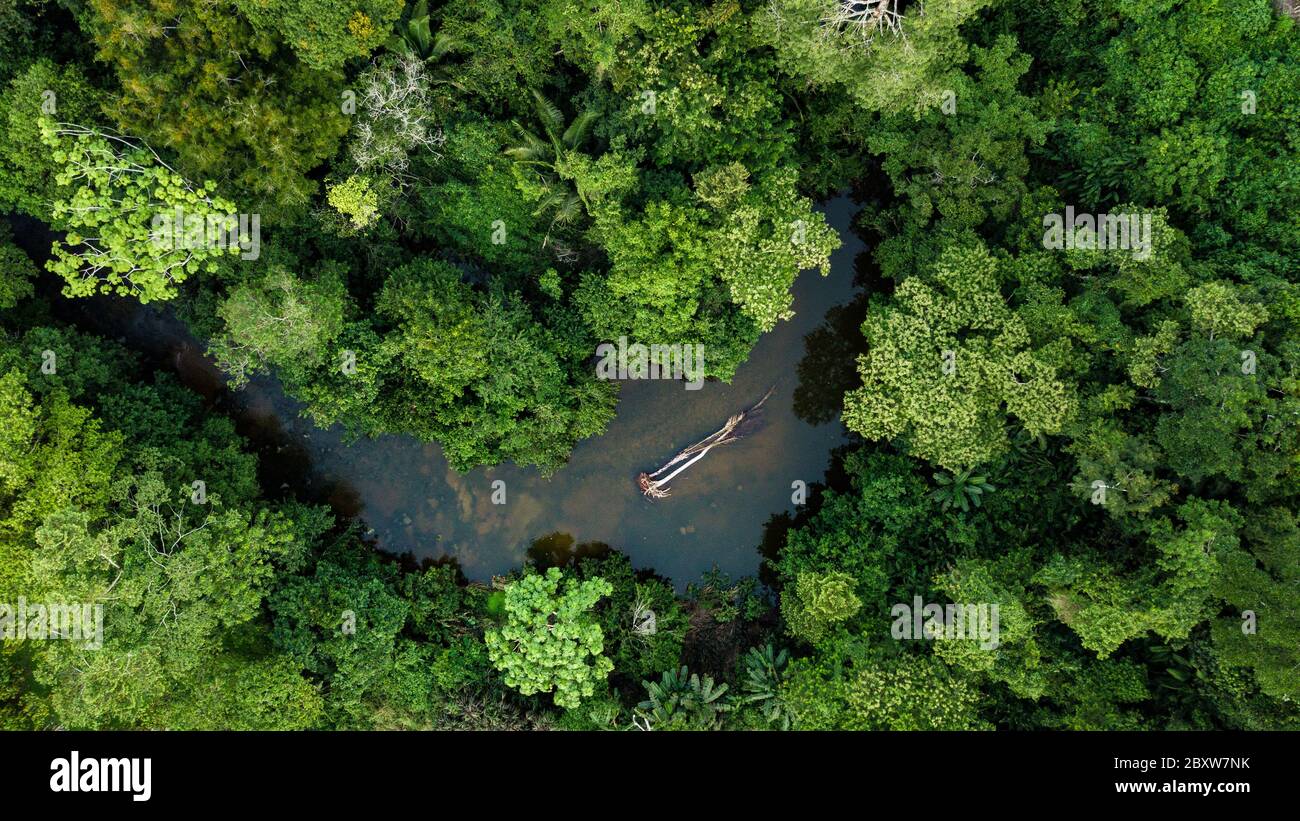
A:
781;570;861;644
485;567;614;709
755;0;992;116
699;165;839;333
326;175;382;232
1035;499;1239;658
1184;282;1269;341
784;647;988;730
932;559;1046;699
578;167;836;379
208;263;348;388
843;242;1076;469
40;119;241;303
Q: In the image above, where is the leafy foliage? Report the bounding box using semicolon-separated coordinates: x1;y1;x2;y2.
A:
929;468;996;513
41;120;240;303
781;570;861;645
844;243;1076;470
635;665;730;731
739;644;792;730
3;0;1298;734
484;568;614;709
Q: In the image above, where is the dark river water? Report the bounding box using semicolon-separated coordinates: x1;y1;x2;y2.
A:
15;196;869;588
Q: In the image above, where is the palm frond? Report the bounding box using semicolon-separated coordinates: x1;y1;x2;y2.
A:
550;192;583;225
430;31;459;60
503;125;552;164
561;109;599;150
531;90;565;139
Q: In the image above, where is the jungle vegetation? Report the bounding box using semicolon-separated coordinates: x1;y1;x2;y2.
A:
0;0;1297;730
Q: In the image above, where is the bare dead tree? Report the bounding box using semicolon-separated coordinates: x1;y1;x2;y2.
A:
349;54;445;184
821;0;906;45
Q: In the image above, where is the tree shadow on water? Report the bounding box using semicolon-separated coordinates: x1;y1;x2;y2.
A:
792;289;869;425
526;531;613;571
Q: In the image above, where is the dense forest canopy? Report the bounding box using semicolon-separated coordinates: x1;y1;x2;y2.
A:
0;0;1297;730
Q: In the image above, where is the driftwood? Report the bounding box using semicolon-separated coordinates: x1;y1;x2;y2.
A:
638;386;776;499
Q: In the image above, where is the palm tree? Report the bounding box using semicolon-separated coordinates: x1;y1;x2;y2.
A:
385;0;465;92
635;666;731;730
741;644;792;730
928;467;996;512
503;90;600;236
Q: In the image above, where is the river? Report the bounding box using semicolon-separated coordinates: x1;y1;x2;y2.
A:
14;195;869;588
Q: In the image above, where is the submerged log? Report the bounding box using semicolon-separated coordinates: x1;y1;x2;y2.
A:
638;386;776;499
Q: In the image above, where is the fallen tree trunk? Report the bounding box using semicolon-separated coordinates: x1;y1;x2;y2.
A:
638;386;776;499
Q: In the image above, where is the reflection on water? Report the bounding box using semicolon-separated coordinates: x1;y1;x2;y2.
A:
46;197;869;588
793;292;869;426
525;532;614;571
